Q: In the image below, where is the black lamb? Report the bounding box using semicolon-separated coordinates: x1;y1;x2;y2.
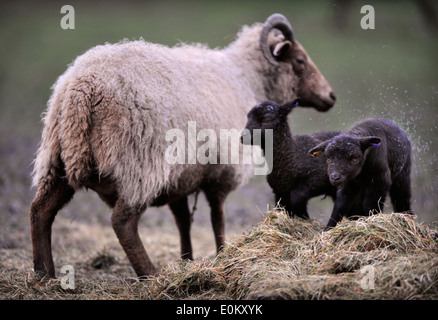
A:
241;99;340;219
309;118;412;229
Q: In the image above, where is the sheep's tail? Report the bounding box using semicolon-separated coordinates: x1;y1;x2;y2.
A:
32;78;95;191
58;80;95;189
31;106;63;195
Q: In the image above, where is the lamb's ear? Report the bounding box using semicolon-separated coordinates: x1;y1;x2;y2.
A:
279;98;300;116
359;136;382;151
309;140;329;158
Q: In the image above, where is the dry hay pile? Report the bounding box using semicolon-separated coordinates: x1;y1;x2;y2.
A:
147;210;438;300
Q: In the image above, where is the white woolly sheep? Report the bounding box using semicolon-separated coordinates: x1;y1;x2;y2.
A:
30;14;336;278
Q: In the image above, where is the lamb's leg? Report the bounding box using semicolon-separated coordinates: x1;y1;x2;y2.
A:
325;189;349;230
362;186;388;216
290;202;309;219
290;190;310;219
30;176;75;278
390;170;412;214
168;197;193;260
111;198;156;277
325;208;343;230
275;193;293;215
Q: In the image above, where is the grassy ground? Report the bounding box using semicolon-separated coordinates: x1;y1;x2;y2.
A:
0;0;437;300
2;210;437;299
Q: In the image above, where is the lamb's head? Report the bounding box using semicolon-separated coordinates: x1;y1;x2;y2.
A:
309;134;382;186
241;99;299;145
259;14;336;112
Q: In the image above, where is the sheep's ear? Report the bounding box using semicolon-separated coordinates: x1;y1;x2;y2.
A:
280;98;300;115
359;136;382;151
309;141;329;158
272;40;292;61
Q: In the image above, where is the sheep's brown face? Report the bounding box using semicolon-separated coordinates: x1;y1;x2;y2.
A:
266;39;336;112
260;14;336;112
289;42;336;112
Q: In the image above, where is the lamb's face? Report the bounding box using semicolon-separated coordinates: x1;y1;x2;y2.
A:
241;102;281;145
309;134;382;186
324;136;365;187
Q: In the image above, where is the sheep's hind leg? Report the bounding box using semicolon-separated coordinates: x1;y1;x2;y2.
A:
390;169;412;214
30;175;75;279
362;187;388;216
290;202;310;219
289;191;310;219
111;198;156;278
168;197;193;260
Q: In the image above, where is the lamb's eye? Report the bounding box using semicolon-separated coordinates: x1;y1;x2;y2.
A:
351;157;360;165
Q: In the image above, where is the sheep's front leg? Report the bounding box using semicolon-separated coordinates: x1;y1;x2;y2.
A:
111;199;156;278
30;175;75;279
204;190;227;254
168;197;193;260
325;188;349;230
210;201;226;254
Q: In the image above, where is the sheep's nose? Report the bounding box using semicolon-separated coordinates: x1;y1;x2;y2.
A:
330;173;341;181
329;92;336;102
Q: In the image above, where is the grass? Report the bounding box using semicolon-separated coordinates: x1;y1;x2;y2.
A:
147;210;438;300
1;209;437;300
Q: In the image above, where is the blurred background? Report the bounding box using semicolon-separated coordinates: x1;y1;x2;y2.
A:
0;0;437;262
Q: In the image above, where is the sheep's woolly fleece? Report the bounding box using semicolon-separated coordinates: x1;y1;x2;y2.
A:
32;24;279;205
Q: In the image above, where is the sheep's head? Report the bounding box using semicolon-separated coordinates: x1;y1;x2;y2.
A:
241;99;299;145
309;134;382;186
260;14;336;112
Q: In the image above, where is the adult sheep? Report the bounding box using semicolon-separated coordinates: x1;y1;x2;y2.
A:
30;13;336;278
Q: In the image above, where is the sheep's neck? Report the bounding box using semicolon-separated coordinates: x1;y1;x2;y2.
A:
261;124;296;171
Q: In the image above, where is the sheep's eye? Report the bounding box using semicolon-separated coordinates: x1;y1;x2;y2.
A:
295;58;306;65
